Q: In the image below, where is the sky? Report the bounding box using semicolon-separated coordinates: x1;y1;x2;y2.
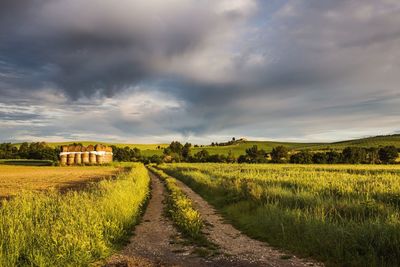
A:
1;0;400;144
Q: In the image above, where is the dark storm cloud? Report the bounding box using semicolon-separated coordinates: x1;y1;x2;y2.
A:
0;0;237;98
1;0;400;142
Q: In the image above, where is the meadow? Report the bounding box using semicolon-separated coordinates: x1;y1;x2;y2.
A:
0;163;150;266
0;165;120;198
158;163;400;266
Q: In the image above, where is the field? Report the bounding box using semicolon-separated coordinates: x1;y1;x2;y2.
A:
0;163;150;266
41;134;400;157
158;163;400;266
0;165;120;198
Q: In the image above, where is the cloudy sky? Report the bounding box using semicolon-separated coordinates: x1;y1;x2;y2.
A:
1;0;400;144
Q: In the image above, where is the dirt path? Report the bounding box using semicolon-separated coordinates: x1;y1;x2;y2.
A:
106;171;322;266
106;172;210;267
174;178;323;267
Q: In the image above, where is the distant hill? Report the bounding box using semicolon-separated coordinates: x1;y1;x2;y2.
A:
36;134;400;157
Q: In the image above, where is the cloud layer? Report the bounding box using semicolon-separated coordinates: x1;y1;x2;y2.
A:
1;0;400;143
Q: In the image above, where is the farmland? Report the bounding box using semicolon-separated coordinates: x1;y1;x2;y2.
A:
0;165;120;198
158;163;400;266
41;134;400;157
0;163;150;266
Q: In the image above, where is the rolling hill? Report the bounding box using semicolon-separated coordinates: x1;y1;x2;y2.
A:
38;134;400;157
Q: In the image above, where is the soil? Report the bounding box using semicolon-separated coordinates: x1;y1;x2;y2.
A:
105;171;323;267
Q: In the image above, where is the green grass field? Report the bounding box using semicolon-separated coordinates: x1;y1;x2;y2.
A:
39;134;400;157
158;163;400;266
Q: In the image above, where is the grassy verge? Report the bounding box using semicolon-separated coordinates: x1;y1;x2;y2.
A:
148;165;203;240
0;163;150;266
159;163;400;267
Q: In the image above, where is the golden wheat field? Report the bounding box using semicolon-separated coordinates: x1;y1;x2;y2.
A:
0;165;120;198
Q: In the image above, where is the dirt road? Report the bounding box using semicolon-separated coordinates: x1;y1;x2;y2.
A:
106;171;322;267
174;179;322;267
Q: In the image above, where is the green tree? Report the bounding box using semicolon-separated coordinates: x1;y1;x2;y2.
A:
226;150;236;163
290;150;313;164
194;149;210;162
312;152;328;164
244;145;267;163
182;143;192;160
378;146;398;164
326;151;341;164
271;146;289;163
342;147;367;164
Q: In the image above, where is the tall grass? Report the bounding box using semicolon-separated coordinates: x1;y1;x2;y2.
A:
159;163;400;266
0;163;150;267
148;166;203;240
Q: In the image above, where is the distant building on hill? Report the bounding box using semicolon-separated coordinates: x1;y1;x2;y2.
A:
59;144;113;165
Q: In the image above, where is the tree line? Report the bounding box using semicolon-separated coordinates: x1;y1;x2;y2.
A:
1;142;398;164
0;142;60;161
157;142;399;164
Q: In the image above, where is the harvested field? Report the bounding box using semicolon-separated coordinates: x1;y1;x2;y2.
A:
0;165;120;198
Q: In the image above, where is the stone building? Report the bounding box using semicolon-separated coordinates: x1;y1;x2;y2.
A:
60;144;113;165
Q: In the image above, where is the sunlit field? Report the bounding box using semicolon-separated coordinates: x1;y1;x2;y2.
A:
158;163;400;266
0;163;150;266
0;165;120;198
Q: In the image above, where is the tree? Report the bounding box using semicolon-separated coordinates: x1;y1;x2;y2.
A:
226;150;236;163
18;142;30;158
238;154;249;163
326;151;341;164
149;155;163;164
312;152;328;164
194;149;210;162
244;145;267;163
271;146;289;163
342;147;367;164
378;146;398;164
111;146;141;162
290;150;312;164
366;147;380;164
163;141;184;162
182;143;192;160
208;154;227;163
166;141;184;154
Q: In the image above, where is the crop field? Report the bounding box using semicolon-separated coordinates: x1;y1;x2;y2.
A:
0;165;120;198
0;163;150;266
158;163;400;266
